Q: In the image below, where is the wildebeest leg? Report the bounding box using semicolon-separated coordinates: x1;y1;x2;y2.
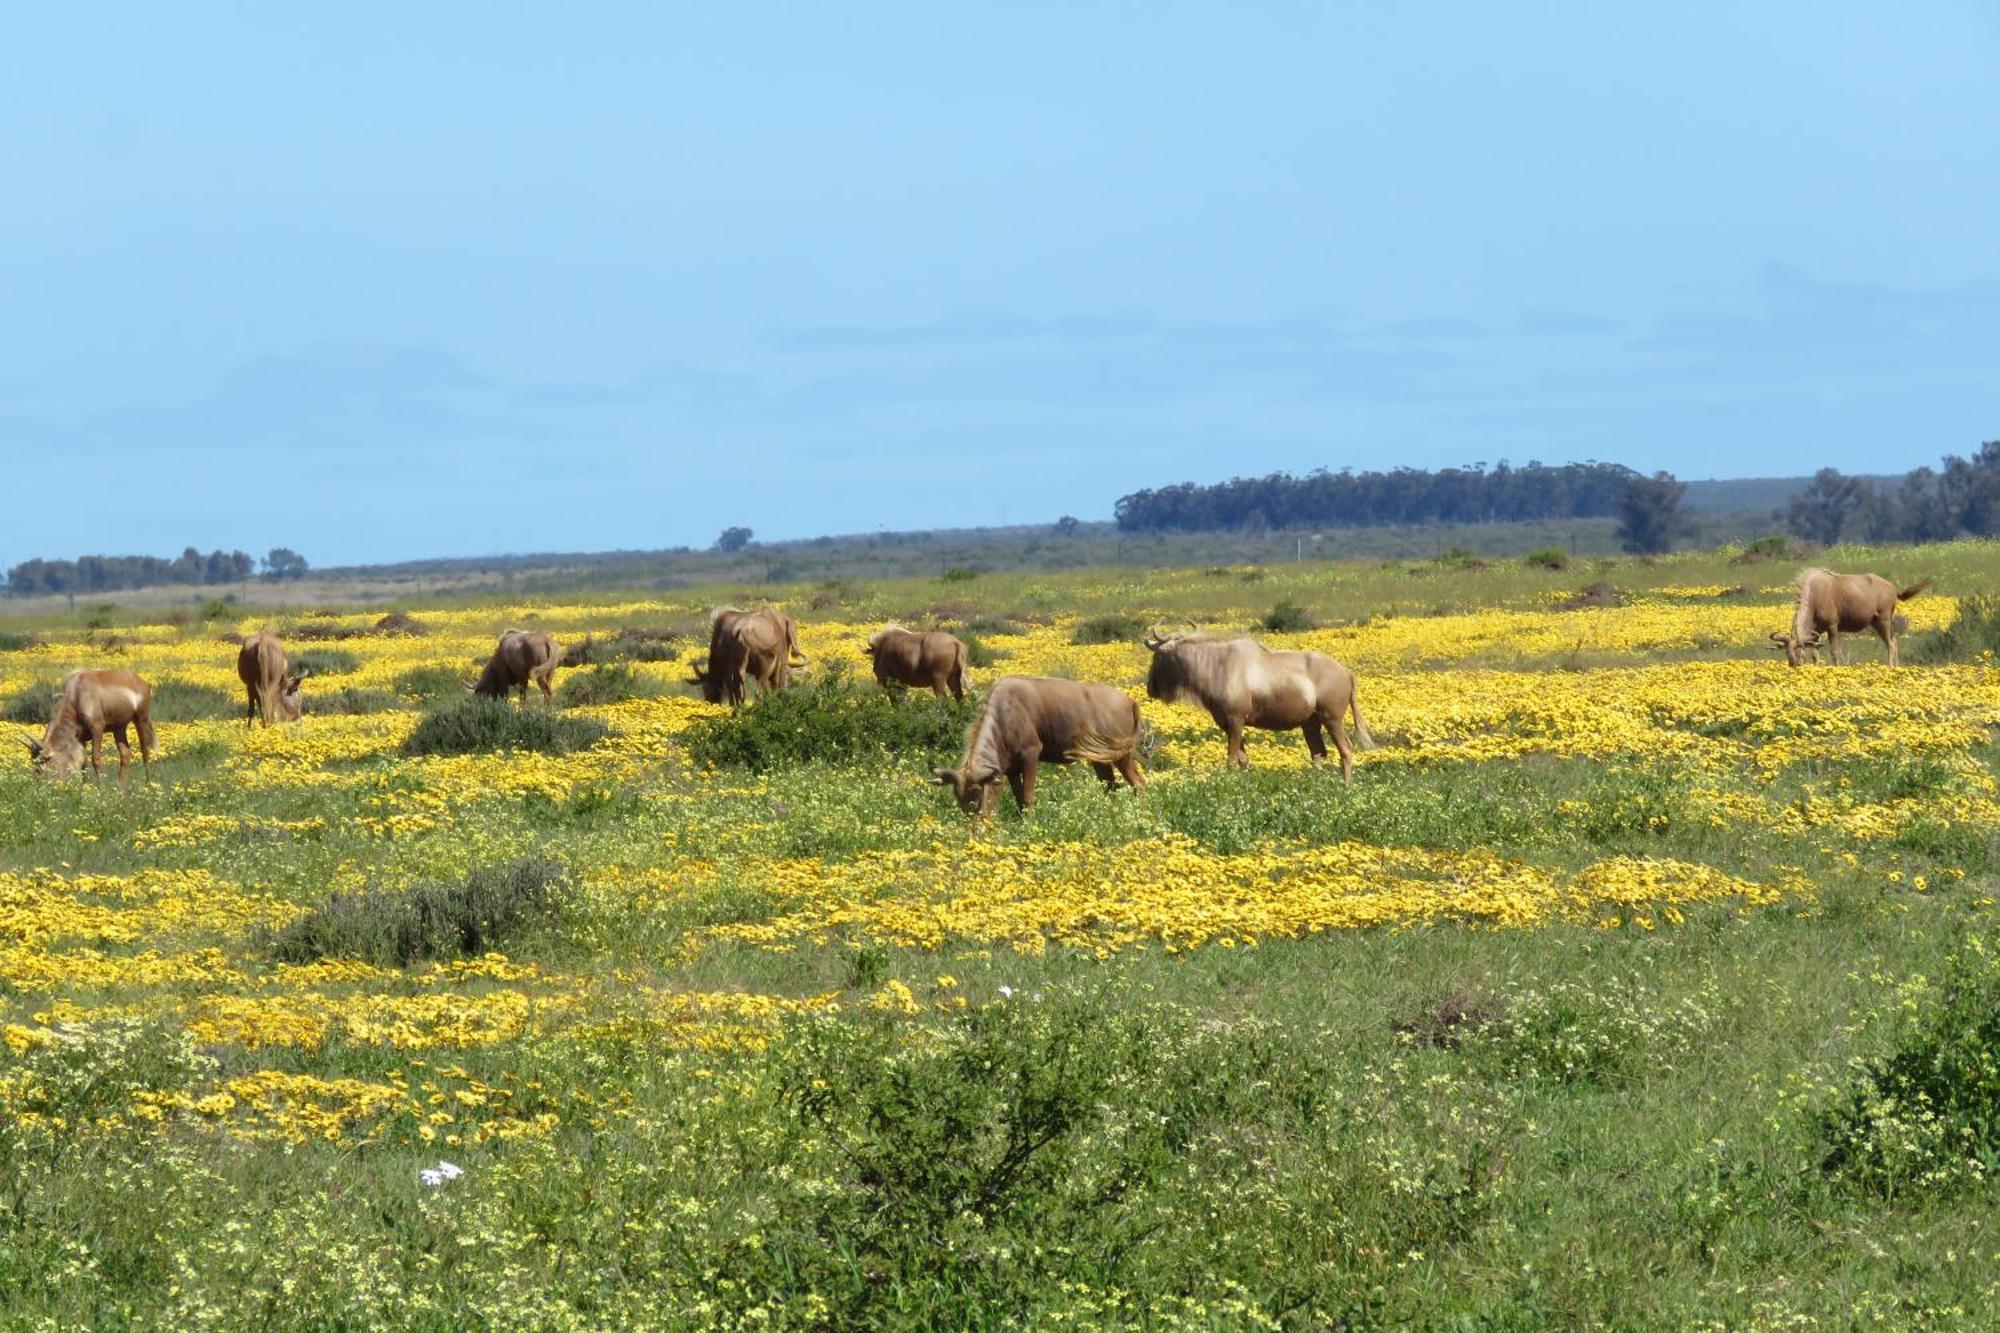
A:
246;686;259;728
537;674;553;703
1223;718;1249;766
1302;718;1328;766
136;713;154;778
1823;629;1840;666
111;723;134;785
1878;619;1898;666
86;724;103;779
1117;754;1145;791
1090;760;1116;790
1016;747;1041;810
1328;714;1354;784
930;679;948;698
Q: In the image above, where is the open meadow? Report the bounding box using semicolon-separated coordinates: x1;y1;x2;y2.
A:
4;541;2000;1329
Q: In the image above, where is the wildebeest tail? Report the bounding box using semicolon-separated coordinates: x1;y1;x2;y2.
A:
1349;686;1378;751
1897;578;1934;601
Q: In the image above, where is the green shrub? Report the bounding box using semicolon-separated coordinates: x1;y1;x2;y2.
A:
556;662;662;708
1434;548;1482;570
959;631;1008;669
2;681;58;725
400;696;608;757
1524;546;1570;571
1070;613;1147;645
561;629;682;667
394;664;468;701
681;662;976;772
941;566;980;583
1908;593;2000;664
198;598;231;621
265;856;570;968
289;648;360;676
0;629;37;652
148;679;237;722
301;686;402;716
1822;938;2000;1194
1259;600;1315;633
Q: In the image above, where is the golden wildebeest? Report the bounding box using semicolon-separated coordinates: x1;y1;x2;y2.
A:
473;629;562;702
23;669;156;781
865;625;969;700
931;675;1144;815
235;631;303;726
1142;627;1376;781
689;607;805;707
1769;568;1932;667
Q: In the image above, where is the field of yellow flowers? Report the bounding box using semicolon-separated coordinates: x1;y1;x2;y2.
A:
3;543;1999;1328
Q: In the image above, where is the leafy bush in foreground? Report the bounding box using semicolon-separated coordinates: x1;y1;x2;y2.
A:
1822;937;2000;1195
400;697;607;757
682;664;976;772
266;856;569;967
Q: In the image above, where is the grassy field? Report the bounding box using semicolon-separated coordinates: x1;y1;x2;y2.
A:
3;539;1998;1329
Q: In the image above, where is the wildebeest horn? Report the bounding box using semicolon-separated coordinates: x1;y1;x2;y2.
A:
1768;632;1789;645
930;768;957;785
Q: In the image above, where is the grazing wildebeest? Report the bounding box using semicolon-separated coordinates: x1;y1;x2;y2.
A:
865;625;969;700
236;631;303;726
931;675;1144;815
689;607;805;707
473;630;562;702
1769;568;1932;667
23;669;156;782
1142;627;1376;781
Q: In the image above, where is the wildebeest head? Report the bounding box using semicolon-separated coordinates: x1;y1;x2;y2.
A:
686;657;723;703
931;764;1001;815
21;730;79;776
1141;623;1203;702
277;673;305;721
1768;630;1819;667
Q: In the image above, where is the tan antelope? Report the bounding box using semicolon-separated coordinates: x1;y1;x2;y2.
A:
1770;568;1932;666
865;626;969;700
236;631;303;726
689;607;805;707
1143;626;1375;781
474;630;562;702
932;675;1144;815
23;669;156;782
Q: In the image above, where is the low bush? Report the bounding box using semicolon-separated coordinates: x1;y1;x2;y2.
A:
265;856;570;968
1259;600;1315;633
1524;546;1570;571
0;630;38;652
561;628;682;667
400;696;608;757
941;566;981;583
556;662;662;708
148;680;237;722
300;686;402;716
394;664;468;701
289;648;359;676
2;681;58;724
1908;593;2000;665
1070;613;1147;645
681;662;977;771
959;631;1008;669
1822;937;2000;1194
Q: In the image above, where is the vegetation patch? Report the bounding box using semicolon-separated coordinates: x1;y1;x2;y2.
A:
1560;581;1626;610
556;662;663;708
400;697;608;757
394;664;468;701
561;628;682;667
148;680;238;722
1;681;58;725
682;665;976;771
1258;600;1315;633
1908;593;2000;664
1523;546;1570;571
300;686;402;716
1070;612;1148;645
289;648;360;676
265;856;570;968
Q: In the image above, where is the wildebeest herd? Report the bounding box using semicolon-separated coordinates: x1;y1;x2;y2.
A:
18;567;1931;803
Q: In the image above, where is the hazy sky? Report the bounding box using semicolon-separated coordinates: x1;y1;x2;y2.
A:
4;4;1997;567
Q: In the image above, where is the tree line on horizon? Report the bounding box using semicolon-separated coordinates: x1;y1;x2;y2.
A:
4;547;308;597
1783;442;2000;546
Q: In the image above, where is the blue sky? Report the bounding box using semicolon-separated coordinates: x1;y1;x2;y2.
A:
3;3;1997;567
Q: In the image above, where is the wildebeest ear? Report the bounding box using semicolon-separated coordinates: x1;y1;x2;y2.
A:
930;768;957;786
973;767;1003;786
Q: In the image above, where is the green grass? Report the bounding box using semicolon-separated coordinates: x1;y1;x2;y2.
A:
400;696;609;756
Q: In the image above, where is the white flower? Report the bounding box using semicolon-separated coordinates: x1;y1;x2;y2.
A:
997;985;1014;999
418;1159;465;1188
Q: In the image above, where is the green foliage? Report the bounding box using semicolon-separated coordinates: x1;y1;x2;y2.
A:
400;697;608;757
556;661;662;708
958;630;1007;668
1434;547;1482;570
1822;938;2000;1194
264;856;570;968
1616;471;1693;554
148;679;237;722
199;598;232;621
0;630;36;652
393;664;468;701
561;628;681;667
2;680;57;724
1524;546;1571;570
682;662;977;772
940;565;980;583
1258;599;1314;632
1908;593;2000;664
288;648;359;676
300;686;401;716
1070;612;1146;645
